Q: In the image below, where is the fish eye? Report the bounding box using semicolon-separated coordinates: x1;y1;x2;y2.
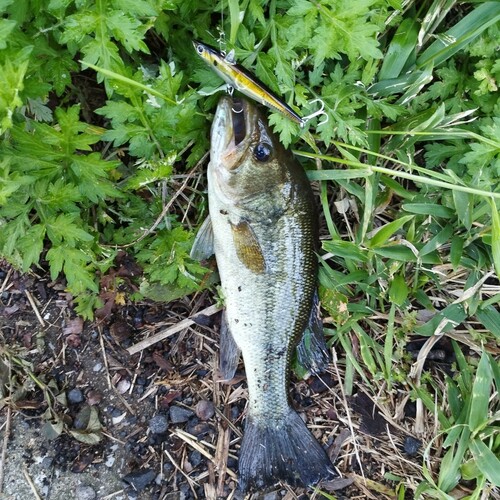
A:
196;44;204;54
253;142;272;162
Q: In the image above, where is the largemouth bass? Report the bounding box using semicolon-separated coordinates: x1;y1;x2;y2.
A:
192;96;332;491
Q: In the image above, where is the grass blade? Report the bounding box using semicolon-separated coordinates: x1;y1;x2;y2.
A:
384;303;396;387
379;17;419;80
417;2;500;68
468;352;493;433
470;438;500;486
368;215;414;248
489;198;500;278
475;306;500;340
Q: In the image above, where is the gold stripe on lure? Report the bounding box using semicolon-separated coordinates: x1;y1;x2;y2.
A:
193;40;306;127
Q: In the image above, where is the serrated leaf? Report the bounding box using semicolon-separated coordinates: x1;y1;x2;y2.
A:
18;224;46;271
46;214;93;246
0;19;16;49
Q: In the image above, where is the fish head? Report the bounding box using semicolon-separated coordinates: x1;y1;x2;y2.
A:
210;96;292;204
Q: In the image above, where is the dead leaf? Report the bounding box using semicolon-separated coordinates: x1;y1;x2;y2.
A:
63;318;84;335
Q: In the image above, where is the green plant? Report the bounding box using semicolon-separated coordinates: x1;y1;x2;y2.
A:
0;0;499;495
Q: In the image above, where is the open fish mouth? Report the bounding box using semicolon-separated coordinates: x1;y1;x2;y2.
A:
231;98;246;146
210;96;255;171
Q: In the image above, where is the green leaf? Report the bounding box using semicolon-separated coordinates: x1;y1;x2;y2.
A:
389;273;409;306
46;214;93;246
476;306;500;340
450;236;464;269
18;223;46;271
419;224;453;256
489;199;500;278
322;239;368;263
306;169;373;181
470;438;500;486
468;352;493;433
0;47;32;133
438;427;470;492
0;19;16;49
417;2;500;69
379;18;419;80
402;203;454;219
368;215;414;248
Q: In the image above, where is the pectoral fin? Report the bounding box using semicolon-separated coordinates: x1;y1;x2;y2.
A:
296;290;330;374
190;216;214;261
230;220;266;274
219;311;241;381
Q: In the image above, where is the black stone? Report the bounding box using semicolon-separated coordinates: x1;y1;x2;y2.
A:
403;436;421;456
149;414;168;434
169;406;194;424
123;469;156;491
67;388;84;404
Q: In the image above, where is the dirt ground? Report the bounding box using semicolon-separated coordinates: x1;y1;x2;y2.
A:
0;261;425;500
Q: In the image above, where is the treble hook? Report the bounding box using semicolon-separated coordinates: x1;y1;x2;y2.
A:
302;98;329;127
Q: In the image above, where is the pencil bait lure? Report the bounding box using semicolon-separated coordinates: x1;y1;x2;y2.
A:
193;40;328;128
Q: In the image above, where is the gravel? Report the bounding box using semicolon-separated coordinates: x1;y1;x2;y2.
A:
148;414;169;434
122;468;157;491
67;388;84;404
169;405;194;424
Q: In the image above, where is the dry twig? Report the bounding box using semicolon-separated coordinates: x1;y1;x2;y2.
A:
127;304;222;355
25;290;45;327
0;406;11;494
22;466;43;500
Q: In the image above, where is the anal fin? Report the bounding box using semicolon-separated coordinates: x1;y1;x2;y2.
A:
296;290;330;375
219;310;241;381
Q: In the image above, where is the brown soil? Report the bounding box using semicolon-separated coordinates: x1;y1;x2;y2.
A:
0;262;422;500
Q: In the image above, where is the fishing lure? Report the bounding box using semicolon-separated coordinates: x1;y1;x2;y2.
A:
193;40;328;127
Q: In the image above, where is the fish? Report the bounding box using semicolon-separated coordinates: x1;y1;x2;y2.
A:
193;40;305;127
191;95;333;491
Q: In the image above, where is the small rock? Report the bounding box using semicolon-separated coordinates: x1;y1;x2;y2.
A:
68;388;84;404
123;469;156;491
116;379;131;394
169;406;194;424
262;492;279;500
195;400;215;421
404;436;421;456
186;421;211;438
93;362;103;372
75;485;96;500
41;456;54;469
309;373;334;393
148;414;169;434
190;450;202;467
86;390;102;406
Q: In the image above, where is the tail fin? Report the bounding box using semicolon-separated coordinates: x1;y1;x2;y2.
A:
238;409;334;491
